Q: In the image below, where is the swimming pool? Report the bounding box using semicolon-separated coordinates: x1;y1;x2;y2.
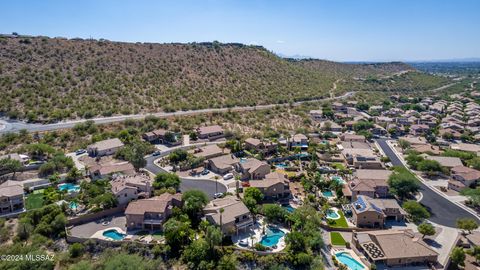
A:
260;226;286;247
326;209;340;219
335;252;365;270
103;229;126;241
69;201;78;210
322;190;334;198
282;204;295;213
58;183;80;193
332;176;346;185
275;163;288;169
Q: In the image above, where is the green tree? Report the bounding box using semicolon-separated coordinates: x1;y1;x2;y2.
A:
205;225;222;250
417;159;444;175
182;238;211;269
262;204;287;223
217;254;238;270
285;231;306;253
398;139;410;150
153;172;181;190
163;216;192;253
456;218;479;234
182;189;208;223
461;188;480;206
0;158;22;179
69;243;85;258
387;168;420;200
417;223;436;238
168;149;188;164
402;200;430;222
244;187;264;202
450;247;466;268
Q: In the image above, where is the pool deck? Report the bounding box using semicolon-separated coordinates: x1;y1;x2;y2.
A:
91;226;128;241
232;217;290;253
331;248;368;270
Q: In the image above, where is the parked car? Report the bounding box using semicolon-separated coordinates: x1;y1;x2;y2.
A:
223;173;234;180
201;169;209;175
152;151;161;156
75;149;87;155
213;192;224;199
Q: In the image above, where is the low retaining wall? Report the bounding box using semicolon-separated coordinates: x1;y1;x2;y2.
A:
67;205;126;226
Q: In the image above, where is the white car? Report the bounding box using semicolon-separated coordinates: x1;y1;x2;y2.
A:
223;173;234;180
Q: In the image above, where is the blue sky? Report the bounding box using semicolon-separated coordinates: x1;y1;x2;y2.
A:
1;0;479;61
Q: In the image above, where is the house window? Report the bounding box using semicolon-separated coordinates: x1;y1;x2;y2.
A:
235;217;239;223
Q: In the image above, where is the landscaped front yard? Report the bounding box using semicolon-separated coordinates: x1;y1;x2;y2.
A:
330;232;346;246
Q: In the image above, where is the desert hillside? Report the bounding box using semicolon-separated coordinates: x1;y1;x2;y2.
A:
0;35;447;122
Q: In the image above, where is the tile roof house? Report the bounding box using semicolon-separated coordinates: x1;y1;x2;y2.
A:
206;155;240;175
204;196;253;235
111;174;153;205
142;129;167;143
409;124;430;136
248;172;290;199
424;155;463;169
88;162;135;180
0;180;25;216
196;125;225;141
288;134;308;149
340;134;366;142
448;166;480;191
410;144;443;155
87;138;125;157
320;121;342;132
192;144;226;159
351;196;405;228
450;143;480;154
352;230;438;267
349;170;392;200
244;138;277;155
125;193;182;230
238;158;271;180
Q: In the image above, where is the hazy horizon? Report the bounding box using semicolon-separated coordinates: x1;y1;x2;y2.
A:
1;0;479;62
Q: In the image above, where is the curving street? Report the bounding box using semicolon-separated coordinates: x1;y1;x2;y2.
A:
375;138;479;228
144;153;226;199
0;92;354;134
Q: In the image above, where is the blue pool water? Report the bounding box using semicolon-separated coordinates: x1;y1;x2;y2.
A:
332;176;346;185
260;227;286;247
282;204;295;213
326;209;340;219
103;229;126;240
58;183;80;193
69;201;78;210
275;163;288;169
335;252;365;270
322;190;334;198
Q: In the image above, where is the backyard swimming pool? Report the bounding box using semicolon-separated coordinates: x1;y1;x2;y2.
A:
275;163;288;169
332;175;346;185
282;204;295;213
335;252;365;270
103;229;126;241
58;183;80;193
260;226;286;247
69;201;78;210
326;209;340;219
322;190;335;198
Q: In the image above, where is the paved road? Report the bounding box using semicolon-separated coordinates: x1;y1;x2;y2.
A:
144;153;226;199
375;138;479;227
0;92;355;134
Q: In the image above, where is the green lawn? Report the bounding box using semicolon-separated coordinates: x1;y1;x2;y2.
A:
330;232;347;246
328;210;349;228
25;193;45;210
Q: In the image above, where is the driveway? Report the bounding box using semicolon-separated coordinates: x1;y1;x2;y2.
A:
144;154;226;199
375;138;479;228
